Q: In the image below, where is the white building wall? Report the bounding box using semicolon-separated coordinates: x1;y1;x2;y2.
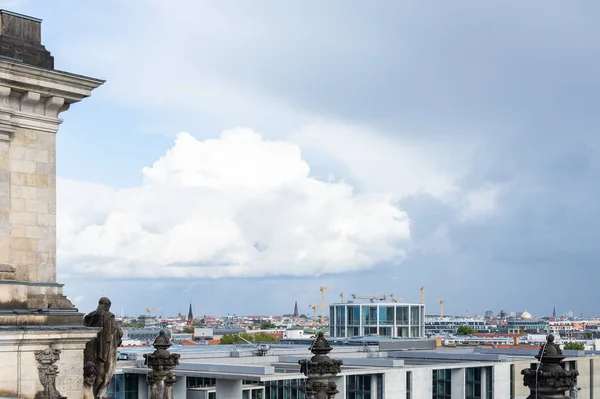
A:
412;368;433;399
383;369;406;397
493;363;511;399
451;368;465;399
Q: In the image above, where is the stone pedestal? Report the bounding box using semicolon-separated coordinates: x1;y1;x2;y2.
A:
0;327;100;399
0;9;104;399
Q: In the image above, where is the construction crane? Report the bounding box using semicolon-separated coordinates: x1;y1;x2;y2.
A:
146;307;162;316
340;293;344;303
420;286;425;304
437;299;444;317
309;304;320;327
389;294;402;303
351;294;386;303
319;286;331;326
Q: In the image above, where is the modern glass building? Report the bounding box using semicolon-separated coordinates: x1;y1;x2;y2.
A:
329;302;425;338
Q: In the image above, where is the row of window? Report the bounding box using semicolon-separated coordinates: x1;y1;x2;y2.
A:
332;305;424;327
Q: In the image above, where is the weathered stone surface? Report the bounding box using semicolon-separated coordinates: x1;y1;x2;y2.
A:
299;332;343;398
84;297;123;399
145;330;180;399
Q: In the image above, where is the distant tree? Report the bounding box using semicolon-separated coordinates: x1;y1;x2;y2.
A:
260;322;276;330
564;342;585;350
219;332;278;345
586;332;593;339
456;325;477;336
299;314;307;319
182;326;194;334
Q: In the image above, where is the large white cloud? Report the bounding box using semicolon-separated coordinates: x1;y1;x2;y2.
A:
57;128;410;278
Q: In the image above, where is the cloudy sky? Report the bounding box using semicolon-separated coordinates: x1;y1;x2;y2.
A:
7;1;599;318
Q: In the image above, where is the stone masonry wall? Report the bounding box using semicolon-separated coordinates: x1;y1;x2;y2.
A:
9;127;56;283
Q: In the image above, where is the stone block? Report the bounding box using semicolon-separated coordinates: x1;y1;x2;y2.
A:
35;131;55;150
25;147;48;163
9;249;35;264
8;145;26;160
48;199;56;214
11;224;26;237
25;199;48;214
10;237;37;251
37;238;55;253
36;162;55;175
10;159;36;174
0;194;8;213
0;213;8;235
36;174;48;188
11;130;37;147
10;211;37;225
10;185;37;200
12;198;25;211
0;168;8;183
36;188;54;202
0;236;9;263
25;225;48;239
37;213;55;227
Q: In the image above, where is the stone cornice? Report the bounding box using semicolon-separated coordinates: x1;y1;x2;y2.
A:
0;59;104;103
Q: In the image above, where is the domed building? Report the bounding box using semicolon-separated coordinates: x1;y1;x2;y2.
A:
521;310;533;320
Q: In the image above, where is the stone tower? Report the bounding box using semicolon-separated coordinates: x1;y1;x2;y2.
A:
0;9;103;398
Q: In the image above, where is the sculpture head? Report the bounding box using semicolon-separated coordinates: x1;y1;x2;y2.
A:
83;361;97;388
98;297;111;311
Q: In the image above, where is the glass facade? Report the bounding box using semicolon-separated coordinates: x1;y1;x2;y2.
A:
106;374;139;399
466;367;482;399
432;369;452;399
346;374;372;399
406;371;412;399
262;379;305;399
485;366;493;399
330;303;425;338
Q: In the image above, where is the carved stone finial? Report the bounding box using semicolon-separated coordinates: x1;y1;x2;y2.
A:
521;334;579;399
34;348;66;399
144;330;180;399
299;332;343;399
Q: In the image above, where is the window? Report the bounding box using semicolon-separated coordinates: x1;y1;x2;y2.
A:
406;371;412;399
485;367;493;399
347;374;372;399
106;374;139;399
510;364;515;399
348;306;361;326
379;306;395;325
362;306;377;325
466;368;482;399
432;369;452;399
262;378;305;399
396;307;409;325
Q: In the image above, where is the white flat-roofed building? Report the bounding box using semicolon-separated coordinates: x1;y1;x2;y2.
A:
329;302;425;338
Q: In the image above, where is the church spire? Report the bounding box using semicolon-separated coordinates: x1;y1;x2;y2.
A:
294;301;299;317
187;303;194;325
553;305;556;319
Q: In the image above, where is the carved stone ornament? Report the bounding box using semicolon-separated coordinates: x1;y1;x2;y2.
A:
144;330;180;399
521;334;579;399
34;347;66;399
298;332;343;399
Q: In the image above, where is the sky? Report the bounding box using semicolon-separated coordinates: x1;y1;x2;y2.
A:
4;0;600;318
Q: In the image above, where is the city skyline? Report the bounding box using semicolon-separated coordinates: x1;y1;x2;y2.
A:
7;1;600;317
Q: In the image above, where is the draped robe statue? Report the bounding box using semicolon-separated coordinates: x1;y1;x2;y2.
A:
84;297;123;398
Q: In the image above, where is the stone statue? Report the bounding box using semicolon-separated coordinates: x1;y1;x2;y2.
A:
83;361;98;399
83;297;123;399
